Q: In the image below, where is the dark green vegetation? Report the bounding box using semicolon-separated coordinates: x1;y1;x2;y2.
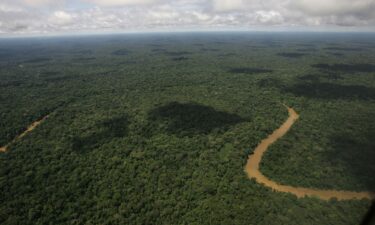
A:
71;115;129;153
323;47;363;51
228;67;273;74
312;63;375;73
111;49;131;56
149;102;247;135
0;32;374;225
277;52;307;58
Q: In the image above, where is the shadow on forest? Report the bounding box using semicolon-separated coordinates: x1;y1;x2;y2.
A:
297;74;321;82
257;72;374;100
72;115;129;152
218;53;237;57
200;48;220;52
172;57;189;61
43;75;76;83
23;57;51;63
328;52;345;57
164;51;191;56
297;73;342;82
111;49;131;56
326;130;375;190
277;52;307;58
283;82;375;100
41;71;60;76
74;57;96;61
148;102;246;135
0;80;24;87
323;47;363;51
152;48;167;53
257;78;282;88
73;49;93;55
228;67;273;75
312;63;375;73
296;48;316;52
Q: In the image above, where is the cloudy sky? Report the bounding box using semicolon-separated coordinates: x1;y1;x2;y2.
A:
1;0;375;36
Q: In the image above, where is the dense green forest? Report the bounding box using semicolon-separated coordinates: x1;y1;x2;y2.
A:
0;32;374;224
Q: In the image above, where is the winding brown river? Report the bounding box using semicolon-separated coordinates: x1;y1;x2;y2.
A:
1;109;374;200
0;115;48;152
245;107;375;200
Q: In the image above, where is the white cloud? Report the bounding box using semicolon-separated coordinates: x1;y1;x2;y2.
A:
192;11;210;21
84;0;159;6
291;0;375;16
0;3;24;12
212;0;244;12
255;10;284;25
49;11;74;25
23;0;66;7
0;0;374;35
23;0;53;5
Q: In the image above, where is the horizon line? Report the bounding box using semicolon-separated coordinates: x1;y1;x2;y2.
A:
1;28;375;39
